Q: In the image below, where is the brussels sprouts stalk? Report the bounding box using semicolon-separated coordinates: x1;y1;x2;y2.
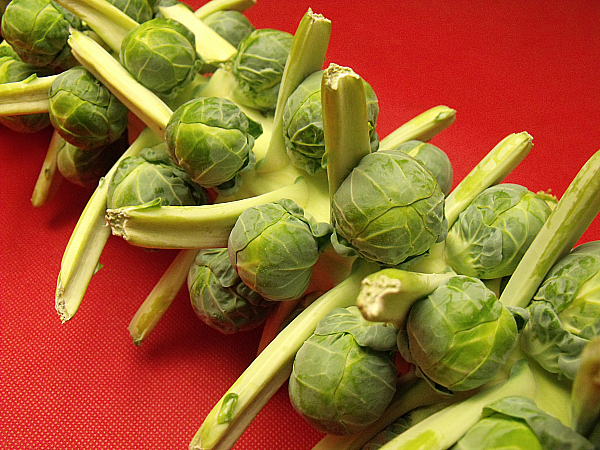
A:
30;130;64;207
128;248;199;345
0;74;57;115
378;105;457;151
499;148;600;308
55;127;162;322
256;9;331;174
190;258;380;450
571;336;600;444
194;0;256;19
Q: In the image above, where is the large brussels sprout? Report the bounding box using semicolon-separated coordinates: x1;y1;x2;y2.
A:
106;143;208;209
402;275;519;392
48;66;129;150
165;96;262;191
187;248;272;334
231;28;293;111
282;69;380;174
444;183;553;279
120;18;201;102
1;0;82;69
391;140;453;196
202;10;255;49
228;198;332;302
289;306;398;435
331;149;447;266
521;240;600;379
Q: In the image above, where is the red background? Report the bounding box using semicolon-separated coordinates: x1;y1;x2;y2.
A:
2;0;600;449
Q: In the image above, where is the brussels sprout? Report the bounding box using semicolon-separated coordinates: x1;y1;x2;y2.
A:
289;306;398;435
57;134;128;188
451;396;595;450
107;0;152;23
1;0;82;69
187;248;273;334
282;69;380;174
165;96;262;191
445;183;553;279
48;66;129;150
227;198;332;302
231;28;293;111
202;10;255;49
521;240;600;379
120;18;201;102
403;275;519;392
106;143;209;209
331;149;447;266
391;140;453;196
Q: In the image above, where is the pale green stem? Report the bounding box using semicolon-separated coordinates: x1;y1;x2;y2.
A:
128;248;199;345
55;128;162;322
321;64;372;203
0;74;57;115
190;259;380;450
571;336;600;443
194;0;256;18
30;130;63;207
256;9;331;174
378;105;457;150
68;28;173;139
499;148;600;308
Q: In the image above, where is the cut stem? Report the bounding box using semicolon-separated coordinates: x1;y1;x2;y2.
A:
194;0;256;18
0;74;57;115
31;130;63;207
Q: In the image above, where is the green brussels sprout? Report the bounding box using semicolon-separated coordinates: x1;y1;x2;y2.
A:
57;134;128;188
48;66;129;150
521;241;600;380
187;248;273;334
451;396;596;450
107;0;152;23
403;275;519;392
120;17;201;102
289;306;398;435
1;0;83;69
282;69;380;174
202;10;255;49
227;198;332;302
444;183;553;279
106;143;208;209
165;96;262;191
231;28;293;112
391;140;453;196
331;149;447;266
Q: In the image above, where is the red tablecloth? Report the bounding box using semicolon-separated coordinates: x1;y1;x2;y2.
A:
1;1;599;449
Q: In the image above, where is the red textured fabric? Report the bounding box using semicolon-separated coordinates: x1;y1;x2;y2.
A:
2;1;600;449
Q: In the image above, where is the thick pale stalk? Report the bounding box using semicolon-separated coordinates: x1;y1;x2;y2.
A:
571;337;600;442
500;148;600;308
105;179;310;249
55;128;162;322
53;0;137;53
190;259;380;450
378;105;457;150
0;74;57;115
194;0;256;18
321;64;372;202
31;130;63;207
257;9;331;173
128;248;199;345
68;29;173;138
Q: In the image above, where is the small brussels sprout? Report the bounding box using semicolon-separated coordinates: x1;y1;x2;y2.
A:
202;10;255;49
165;96;262;191
107;0;152;23
106;143;209;209
1;0;82;69
521;241;600;379
282;69;380;174
403;275;519;392
187;248;273;334
48;66;129;150
56;134;128;188
231;28;293;111
228;198;332;302
391;140;453;196
444;183;553;279
331;149;447;266
120;18;201;102
289;306;398;435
